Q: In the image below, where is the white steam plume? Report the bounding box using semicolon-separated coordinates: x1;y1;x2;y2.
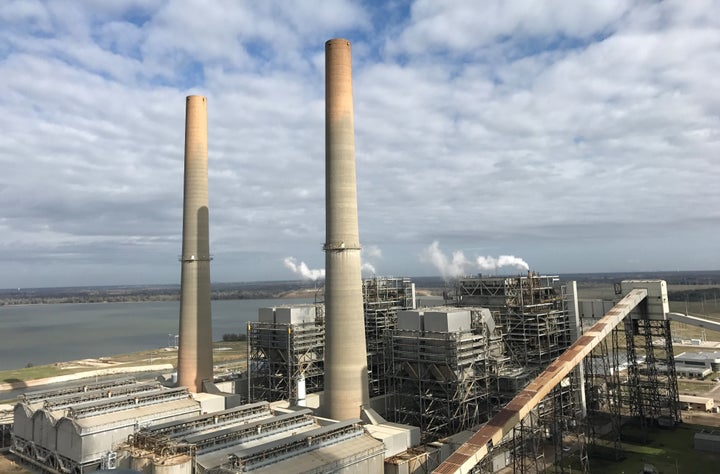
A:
420;241;472;281
283;257;325;281
476;255;530;272
360;245;381;276
361;262;377;275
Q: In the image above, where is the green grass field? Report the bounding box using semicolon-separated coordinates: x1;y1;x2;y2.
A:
555;423;720;474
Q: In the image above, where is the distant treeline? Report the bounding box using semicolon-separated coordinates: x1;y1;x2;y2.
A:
0;282;318;306
668;287;720;302
2;271;718;306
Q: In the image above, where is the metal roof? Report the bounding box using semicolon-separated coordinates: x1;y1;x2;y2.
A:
676;351;720;363
66;398;200;433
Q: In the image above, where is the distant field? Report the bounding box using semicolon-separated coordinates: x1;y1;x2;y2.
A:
0;341;246;403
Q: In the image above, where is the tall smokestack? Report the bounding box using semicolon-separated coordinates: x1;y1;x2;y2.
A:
323;38;369;420
177;95;213;393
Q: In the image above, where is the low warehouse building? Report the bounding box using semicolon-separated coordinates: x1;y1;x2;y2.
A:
11;378;202;473
679;394;714;412
675;352;720;375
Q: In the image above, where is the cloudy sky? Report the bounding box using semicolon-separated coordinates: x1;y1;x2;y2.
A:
0;0;718;288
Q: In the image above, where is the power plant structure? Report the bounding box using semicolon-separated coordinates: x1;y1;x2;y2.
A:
177;95;214;393
364;276;416;397
322;38;369;421
246;276;416;405
433;280;682;474
7;38;720;474
389;306;503;441
247;304;326;404
11;379;204;473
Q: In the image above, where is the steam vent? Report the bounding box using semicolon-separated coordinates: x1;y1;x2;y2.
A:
322;38;370;420
177;95;214;393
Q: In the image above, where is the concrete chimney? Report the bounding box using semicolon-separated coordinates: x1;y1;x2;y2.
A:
177;95;214;393
323;38;369;420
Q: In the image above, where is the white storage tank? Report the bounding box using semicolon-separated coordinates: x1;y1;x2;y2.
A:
153;454;192;474
130;452;153;474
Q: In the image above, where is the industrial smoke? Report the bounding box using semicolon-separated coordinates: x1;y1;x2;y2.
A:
422;241;530;280
283;257;326;281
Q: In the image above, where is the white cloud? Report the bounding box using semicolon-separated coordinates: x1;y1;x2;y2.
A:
0;0;717;287
392;0;632;55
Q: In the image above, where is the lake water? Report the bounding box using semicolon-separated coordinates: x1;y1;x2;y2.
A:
0;298;313;371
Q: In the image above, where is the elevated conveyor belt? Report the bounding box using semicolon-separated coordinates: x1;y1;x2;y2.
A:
667;312;720;333
433;288;649;474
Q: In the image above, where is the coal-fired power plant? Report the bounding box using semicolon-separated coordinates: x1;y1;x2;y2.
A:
7;38;711;474
176;95;214;393
322;39;370;420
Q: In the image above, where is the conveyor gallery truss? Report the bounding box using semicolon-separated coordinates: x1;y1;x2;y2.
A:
434;281;682;474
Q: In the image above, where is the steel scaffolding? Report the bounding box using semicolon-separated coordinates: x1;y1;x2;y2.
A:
389;308;502;441
363;276;415;397
624;318;681;429
583;325;624;461
247;278;414;403
454;273;572;368
510;410;546;474
452;274;580;472
247;304;325;403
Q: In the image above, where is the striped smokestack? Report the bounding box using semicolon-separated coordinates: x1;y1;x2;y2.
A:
323;38;369;420
177;95;214;393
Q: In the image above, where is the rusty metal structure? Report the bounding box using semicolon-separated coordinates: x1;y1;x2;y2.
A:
623;317;681;428
434;280;676;473
449;273;583;472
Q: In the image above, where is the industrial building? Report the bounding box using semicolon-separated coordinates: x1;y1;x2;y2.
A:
452;273;574;368
674;351;720;377
388;307;502;440
11;378;204;473
364;277;416;397
11;379;422;474
441;274;585;472
679;395;715;412
247;304;325;404
124;402;390;473
9;35;720;474
247;277;415;405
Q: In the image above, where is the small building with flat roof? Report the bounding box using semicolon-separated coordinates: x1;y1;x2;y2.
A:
679;394;714;412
